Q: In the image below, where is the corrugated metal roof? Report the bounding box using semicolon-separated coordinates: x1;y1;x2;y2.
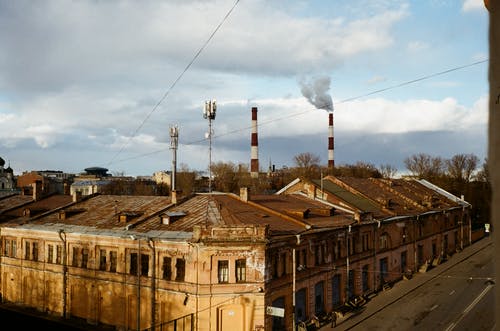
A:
312;178;382;214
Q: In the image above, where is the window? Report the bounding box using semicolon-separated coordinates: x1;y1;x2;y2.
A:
25;241;30;260
4;239;17;258
141;254;149;276
72;247;79;267
130;252;138;275
32;242;39;261
56;245;62;264
175;258;185;281
81;248;89;268
218;260;229;283
362;233;370;251
162;257;172;280
379;233;390;250
235;259;246;282
281;252;287;276
109;251;117;272
362;265;369;292
99;249;107;271
272;254;278;278
48;244;54;263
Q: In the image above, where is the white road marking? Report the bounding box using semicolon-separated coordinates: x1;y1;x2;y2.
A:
444;284;493;331
430;304;439;311
449;290;455;295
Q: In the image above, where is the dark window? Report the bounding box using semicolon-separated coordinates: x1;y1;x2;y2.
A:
109;251;117;272
235;259;246;282
362;265;369;292
141;253;149;276
32;242;38;261
175;258;185;281
48;244;54;263
25;241;30;260
130;252;138;275
218;260;229;283
162;257;172;280
72;247;79;267
81;248;89;268
99;249;107;271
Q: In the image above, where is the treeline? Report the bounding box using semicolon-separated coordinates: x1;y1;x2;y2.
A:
103;152;490;228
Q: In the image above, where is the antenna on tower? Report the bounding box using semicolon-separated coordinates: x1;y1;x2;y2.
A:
170;125;179;192
203;99;217;193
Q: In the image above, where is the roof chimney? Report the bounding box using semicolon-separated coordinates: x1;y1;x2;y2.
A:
250;107;259;178
32;180;42;201
328;112;334;171
240;187;250;202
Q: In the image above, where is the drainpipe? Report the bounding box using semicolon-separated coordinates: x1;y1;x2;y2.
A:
414;216;418;273
345;225;351;301
292;234;300;331
58;229;67;319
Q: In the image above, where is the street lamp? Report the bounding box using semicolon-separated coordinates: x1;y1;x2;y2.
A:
203;100;216;193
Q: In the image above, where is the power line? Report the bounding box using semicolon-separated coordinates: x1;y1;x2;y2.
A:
110;59;488;166
106;0;241;167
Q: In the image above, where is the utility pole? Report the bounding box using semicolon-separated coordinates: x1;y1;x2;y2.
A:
203;100;216;193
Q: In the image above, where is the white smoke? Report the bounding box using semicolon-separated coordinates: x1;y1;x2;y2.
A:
300;76;334;112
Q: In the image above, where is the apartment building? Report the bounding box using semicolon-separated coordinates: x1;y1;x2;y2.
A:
0;176;472;331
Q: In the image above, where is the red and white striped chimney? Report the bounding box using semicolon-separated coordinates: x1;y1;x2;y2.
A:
328;112;334;170
250;107;259;178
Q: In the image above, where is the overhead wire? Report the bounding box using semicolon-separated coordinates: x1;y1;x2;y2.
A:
106;0;241;167
110;59;488;165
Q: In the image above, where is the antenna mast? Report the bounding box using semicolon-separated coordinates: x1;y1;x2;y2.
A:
170;125;179;192
203;100;217;193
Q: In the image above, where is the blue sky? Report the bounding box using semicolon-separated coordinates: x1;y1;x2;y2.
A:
0;0;489;177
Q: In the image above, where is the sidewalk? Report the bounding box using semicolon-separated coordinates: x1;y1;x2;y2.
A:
320;237;493;330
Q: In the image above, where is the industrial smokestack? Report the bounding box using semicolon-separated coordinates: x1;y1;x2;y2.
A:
328;112;334;170
250;107;259;178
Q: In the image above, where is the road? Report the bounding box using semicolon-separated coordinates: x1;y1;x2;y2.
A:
326;238;495;331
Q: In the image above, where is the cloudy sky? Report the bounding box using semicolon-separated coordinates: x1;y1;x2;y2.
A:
0;0;488;177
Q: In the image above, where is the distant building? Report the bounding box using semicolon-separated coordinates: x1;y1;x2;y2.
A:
0;156;15;194
152;170;172;186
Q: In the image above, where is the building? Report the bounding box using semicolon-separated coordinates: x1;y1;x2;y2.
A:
0;157;15;196
0;174;474;331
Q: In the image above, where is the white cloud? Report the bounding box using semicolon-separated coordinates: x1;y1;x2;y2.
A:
462;0;486;12
335;96;487;134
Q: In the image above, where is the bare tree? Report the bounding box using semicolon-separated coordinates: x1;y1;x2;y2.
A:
379;164;398;179
445;153;479;183
293;152;321;179
404;153;444;179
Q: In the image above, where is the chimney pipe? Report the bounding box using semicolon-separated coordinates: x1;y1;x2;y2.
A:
328;112;334;171
250;107;259;178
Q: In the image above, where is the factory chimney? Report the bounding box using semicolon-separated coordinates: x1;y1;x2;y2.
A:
250;107;259;178
328;112;334;171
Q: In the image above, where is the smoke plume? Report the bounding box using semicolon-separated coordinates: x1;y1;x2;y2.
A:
300;76;334;112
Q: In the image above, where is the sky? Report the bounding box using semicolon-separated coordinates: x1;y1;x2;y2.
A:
0;0;489;177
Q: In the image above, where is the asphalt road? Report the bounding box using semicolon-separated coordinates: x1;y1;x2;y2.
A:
326;238;495;331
